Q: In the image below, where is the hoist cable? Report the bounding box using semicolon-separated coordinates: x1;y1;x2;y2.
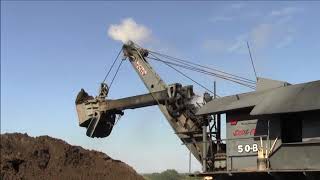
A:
149;57;255;89
147;57;256;89
109;59;124;90
102;47;123;83
148;50;256;84
147;56;255;89
150;50;256;84
149;54;215;94
133;42;255;85
152;52;256;86
134;42;255;90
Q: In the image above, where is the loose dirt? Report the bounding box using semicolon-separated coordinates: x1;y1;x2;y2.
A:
0;133;144;180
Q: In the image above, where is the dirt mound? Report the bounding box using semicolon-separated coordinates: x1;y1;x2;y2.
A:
0;133;144;180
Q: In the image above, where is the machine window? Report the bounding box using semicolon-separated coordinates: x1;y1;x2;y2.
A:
281;118;302;143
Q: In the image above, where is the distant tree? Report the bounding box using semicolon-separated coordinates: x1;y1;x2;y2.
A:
143;169;201;180
143;169;180;180
160;169;183;180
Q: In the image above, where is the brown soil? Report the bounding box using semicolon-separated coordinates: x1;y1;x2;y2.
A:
0;133;144;180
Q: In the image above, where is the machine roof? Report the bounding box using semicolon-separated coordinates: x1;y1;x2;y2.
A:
196;79;320;116
250;80;320;115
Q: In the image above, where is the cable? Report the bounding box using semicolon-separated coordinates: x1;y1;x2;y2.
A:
102;47;123;83
133;42;255;92
147;51;256;89
149;50;256;84
247;41;258;81
154;53;256;85
147;57;255;89
149;53;216;94
134;41;256;88
147;56;255;88
109;59;124;90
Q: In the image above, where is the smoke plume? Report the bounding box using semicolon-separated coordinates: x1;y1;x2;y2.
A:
108;18;152;44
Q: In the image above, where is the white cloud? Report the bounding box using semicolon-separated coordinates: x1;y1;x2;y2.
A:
203;39;230;53
270;7;302;26
203;34;248;54
108;18;152;44
228;34;248;53
205;6;301;53
209;3;245;23
204;21;295;54
251;23;273;48
270;7;301;17
245;22;294;50
276;35;294;49
276;15;293;25
203;23;274;54
228;23;280;53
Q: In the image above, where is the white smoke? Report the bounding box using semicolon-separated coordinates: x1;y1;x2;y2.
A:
108;18;152;44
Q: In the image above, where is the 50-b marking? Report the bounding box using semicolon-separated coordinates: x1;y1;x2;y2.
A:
237;144;258;153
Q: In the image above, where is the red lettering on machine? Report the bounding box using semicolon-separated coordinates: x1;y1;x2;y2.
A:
135;61;147;76
233;128;256;137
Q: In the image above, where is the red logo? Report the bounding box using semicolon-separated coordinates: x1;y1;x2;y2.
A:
135;61;147;76
233;128;256;137
230;119;237;126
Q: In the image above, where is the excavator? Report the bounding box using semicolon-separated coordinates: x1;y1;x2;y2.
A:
75;41;320;180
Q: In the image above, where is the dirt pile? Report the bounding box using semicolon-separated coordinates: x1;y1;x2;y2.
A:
0;133;144;180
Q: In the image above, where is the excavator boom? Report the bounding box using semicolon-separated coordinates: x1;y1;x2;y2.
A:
75;41;219;170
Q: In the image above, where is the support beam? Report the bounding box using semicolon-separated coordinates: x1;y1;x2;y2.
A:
202;125;207;172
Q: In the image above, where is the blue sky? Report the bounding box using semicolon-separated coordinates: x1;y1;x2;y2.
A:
1;1;320;173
